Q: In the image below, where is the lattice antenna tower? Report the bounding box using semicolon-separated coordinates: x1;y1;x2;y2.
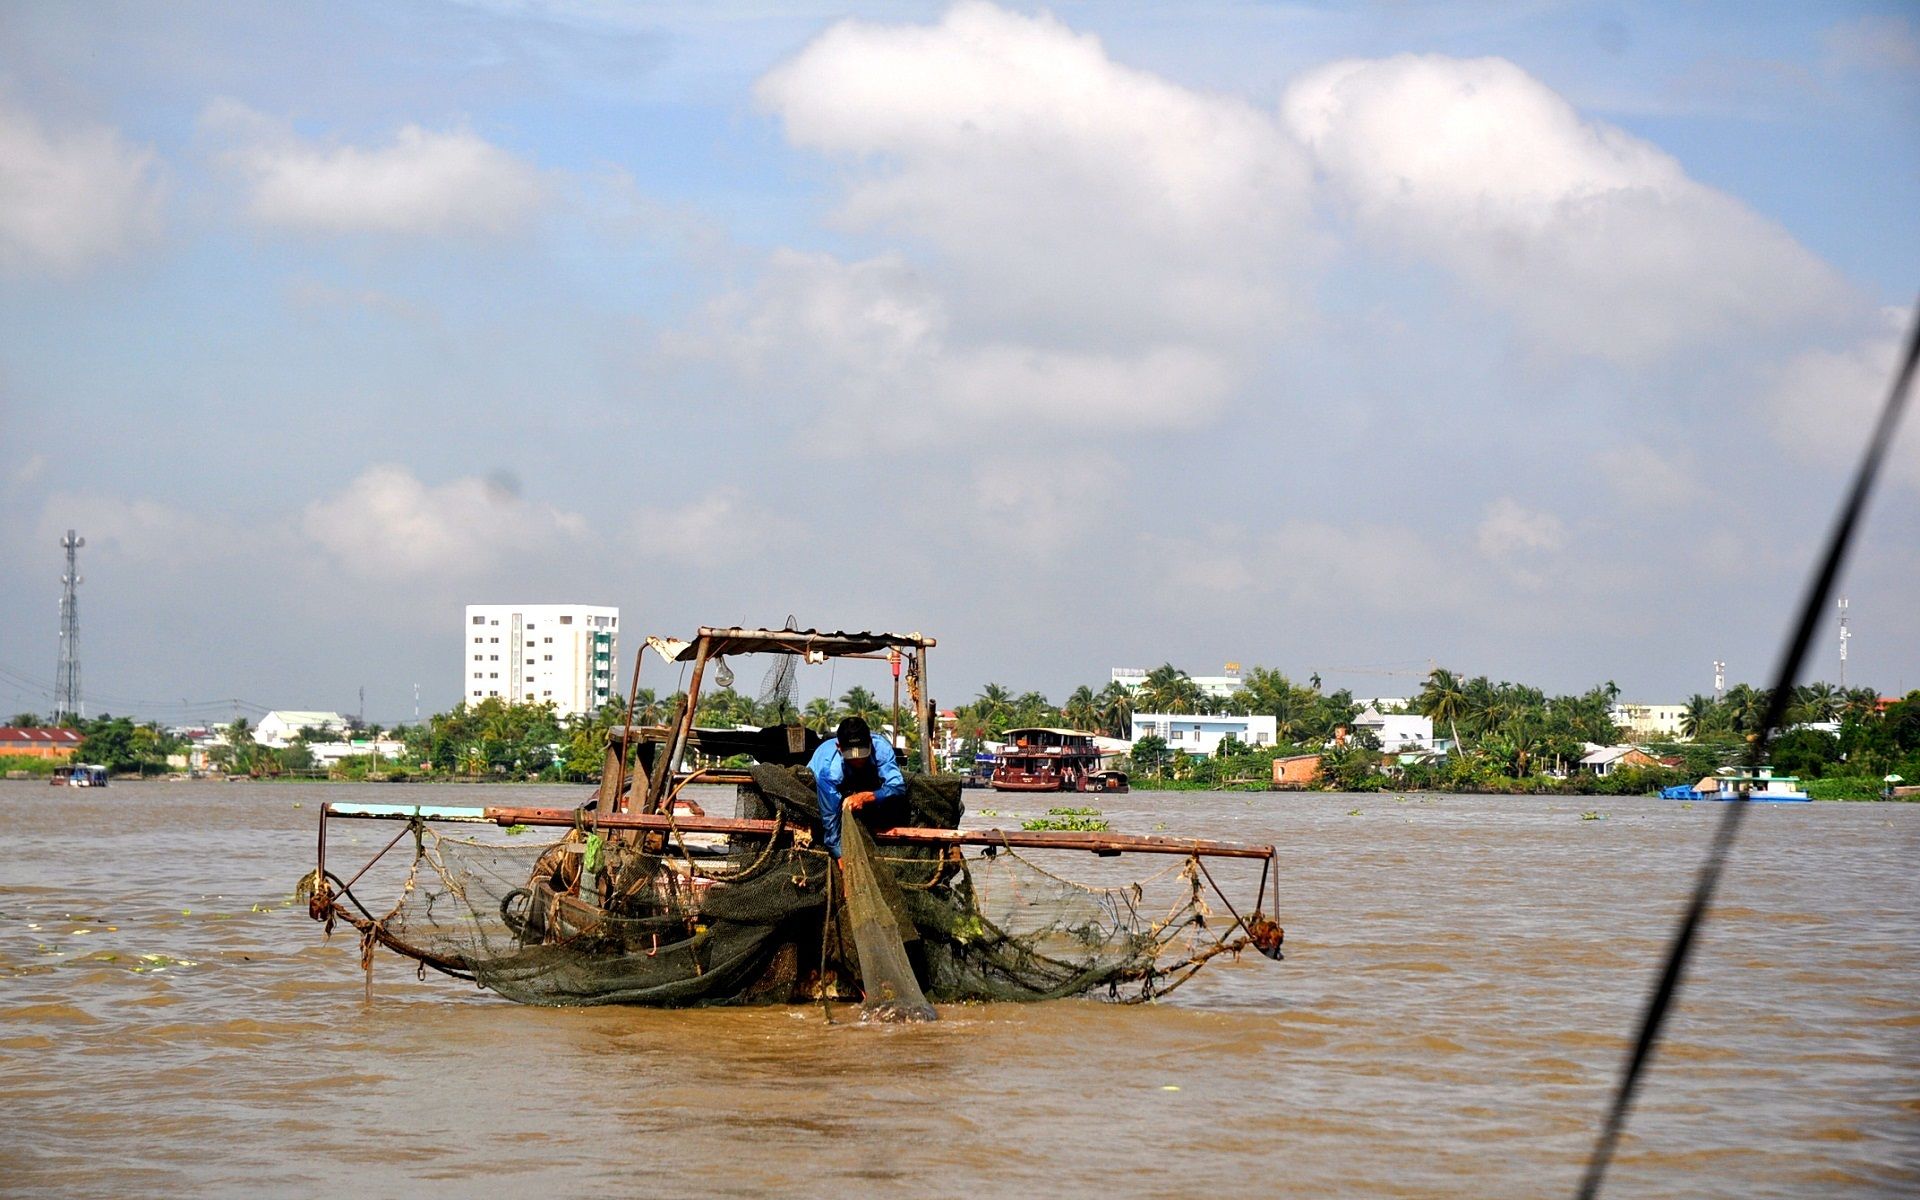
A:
1712;660;1725;702
54;529;84;721
1837;597;1850;688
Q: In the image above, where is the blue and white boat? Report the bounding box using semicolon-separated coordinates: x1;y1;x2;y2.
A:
1661;768;1809;802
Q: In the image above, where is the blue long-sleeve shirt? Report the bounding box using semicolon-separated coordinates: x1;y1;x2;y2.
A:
808;735;906;858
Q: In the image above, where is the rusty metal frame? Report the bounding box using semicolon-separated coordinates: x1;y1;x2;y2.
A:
320;800;1277;861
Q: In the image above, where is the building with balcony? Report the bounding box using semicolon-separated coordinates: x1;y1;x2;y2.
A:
465;603;619;717
1352;708;1437;753
1609;703;1689;741
1130;712;1277;756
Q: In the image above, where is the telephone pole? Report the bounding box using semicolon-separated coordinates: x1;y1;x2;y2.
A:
54;530;84;722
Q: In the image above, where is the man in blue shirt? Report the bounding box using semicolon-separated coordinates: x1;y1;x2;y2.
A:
808;716;907;858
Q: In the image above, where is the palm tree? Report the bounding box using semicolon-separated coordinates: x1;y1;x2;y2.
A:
1723;684;1768;736
1680;694;1718;740
951;704;993;746
1139;664;1195;713
1417;668;1468;750
1842;687;1881;723
631;689;667;726
1010;691;1055;727
1796;682;1842;723
1504;713;1549;777
974;684;1013;732
802;696;838;734
1093;682;1133;739
839;686;886;728
1062;685;1097;732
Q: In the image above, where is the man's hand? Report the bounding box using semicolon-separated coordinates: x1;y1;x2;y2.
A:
843;790;877;812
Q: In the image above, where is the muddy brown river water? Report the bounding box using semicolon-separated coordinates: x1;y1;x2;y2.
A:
2;781;1915;1197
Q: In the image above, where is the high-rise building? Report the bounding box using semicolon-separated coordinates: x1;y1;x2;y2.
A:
464;603;619;717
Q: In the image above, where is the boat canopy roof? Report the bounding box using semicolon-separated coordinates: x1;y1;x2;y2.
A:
647;626;935;663
1004;727;1097;739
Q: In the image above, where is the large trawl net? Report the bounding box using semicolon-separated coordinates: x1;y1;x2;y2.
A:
317;767;1230;1008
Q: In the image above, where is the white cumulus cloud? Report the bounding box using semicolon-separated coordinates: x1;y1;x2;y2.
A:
756;1;1317;344
1477;497;1566;557
1765;315;1920;491
301;464;588;577
206;101;544;236
35;493;258;566
675;249;1235;438
628;488;803;563
0;97;164;274
1282;54;1858;364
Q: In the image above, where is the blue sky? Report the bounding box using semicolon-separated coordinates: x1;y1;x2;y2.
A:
2;1;1916;723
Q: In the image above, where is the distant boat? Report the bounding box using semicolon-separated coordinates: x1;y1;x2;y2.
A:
990;727;1128;793
1661;769;1809;802
50;764;109;788
960;753;996;789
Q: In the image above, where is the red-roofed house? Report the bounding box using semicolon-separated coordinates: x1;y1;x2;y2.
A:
0;727;84;760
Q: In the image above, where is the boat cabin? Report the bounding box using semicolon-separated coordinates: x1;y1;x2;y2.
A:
51;763;109;787
1661;767;1810;802
600;625;939;815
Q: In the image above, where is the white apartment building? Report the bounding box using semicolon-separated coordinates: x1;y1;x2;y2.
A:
1131;712;1277;756
1112;663;1246;700
465;603;619;717
1610;703;1689;741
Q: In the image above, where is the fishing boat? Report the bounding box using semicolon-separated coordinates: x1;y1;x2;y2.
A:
304;625;1279;1017
990;727;1129;793
50;764;109;787
1660;768;1810;802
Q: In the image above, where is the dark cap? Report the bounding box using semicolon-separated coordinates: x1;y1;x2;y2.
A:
836;716;874;760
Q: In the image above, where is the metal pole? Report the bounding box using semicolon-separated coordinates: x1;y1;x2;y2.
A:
661;637;710;801
890;647;902;762
605;645;645;813
918;648;934;773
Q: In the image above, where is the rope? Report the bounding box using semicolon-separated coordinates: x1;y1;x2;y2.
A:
1578;299;1920;1199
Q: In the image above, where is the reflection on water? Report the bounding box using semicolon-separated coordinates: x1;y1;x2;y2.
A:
2;781;1915;1198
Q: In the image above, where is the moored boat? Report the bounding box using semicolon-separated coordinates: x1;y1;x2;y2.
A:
1661;768;1810;802
990;727;1128;793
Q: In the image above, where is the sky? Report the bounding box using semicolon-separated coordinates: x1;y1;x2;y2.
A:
1;0;1916;725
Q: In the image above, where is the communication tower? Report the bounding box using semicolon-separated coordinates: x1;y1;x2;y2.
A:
1712;660;1725;701
1838;597;1850;688
54;529;84;721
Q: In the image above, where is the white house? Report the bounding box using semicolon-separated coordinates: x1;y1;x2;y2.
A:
1130;712;1277;756
1580;745;1662;777
253;711;349;748
465;603;619;717
1352;708;1436;753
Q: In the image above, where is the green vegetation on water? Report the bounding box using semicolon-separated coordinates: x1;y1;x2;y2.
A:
1020;807;1110;832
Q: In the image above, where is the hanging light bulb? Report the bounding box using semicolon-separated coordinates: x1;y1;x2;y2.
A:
714;658;735;688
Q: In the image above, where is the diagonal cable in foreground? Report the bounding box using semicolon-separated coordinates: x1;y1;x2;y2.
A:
1577;299;1920;1200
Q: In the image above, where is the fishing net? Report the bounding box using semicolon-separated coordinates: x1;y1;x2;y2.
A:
312;766;1236;1009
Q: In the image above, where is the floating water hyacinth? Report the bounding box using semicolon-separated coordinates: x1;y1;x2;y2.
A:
130;953;198;974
